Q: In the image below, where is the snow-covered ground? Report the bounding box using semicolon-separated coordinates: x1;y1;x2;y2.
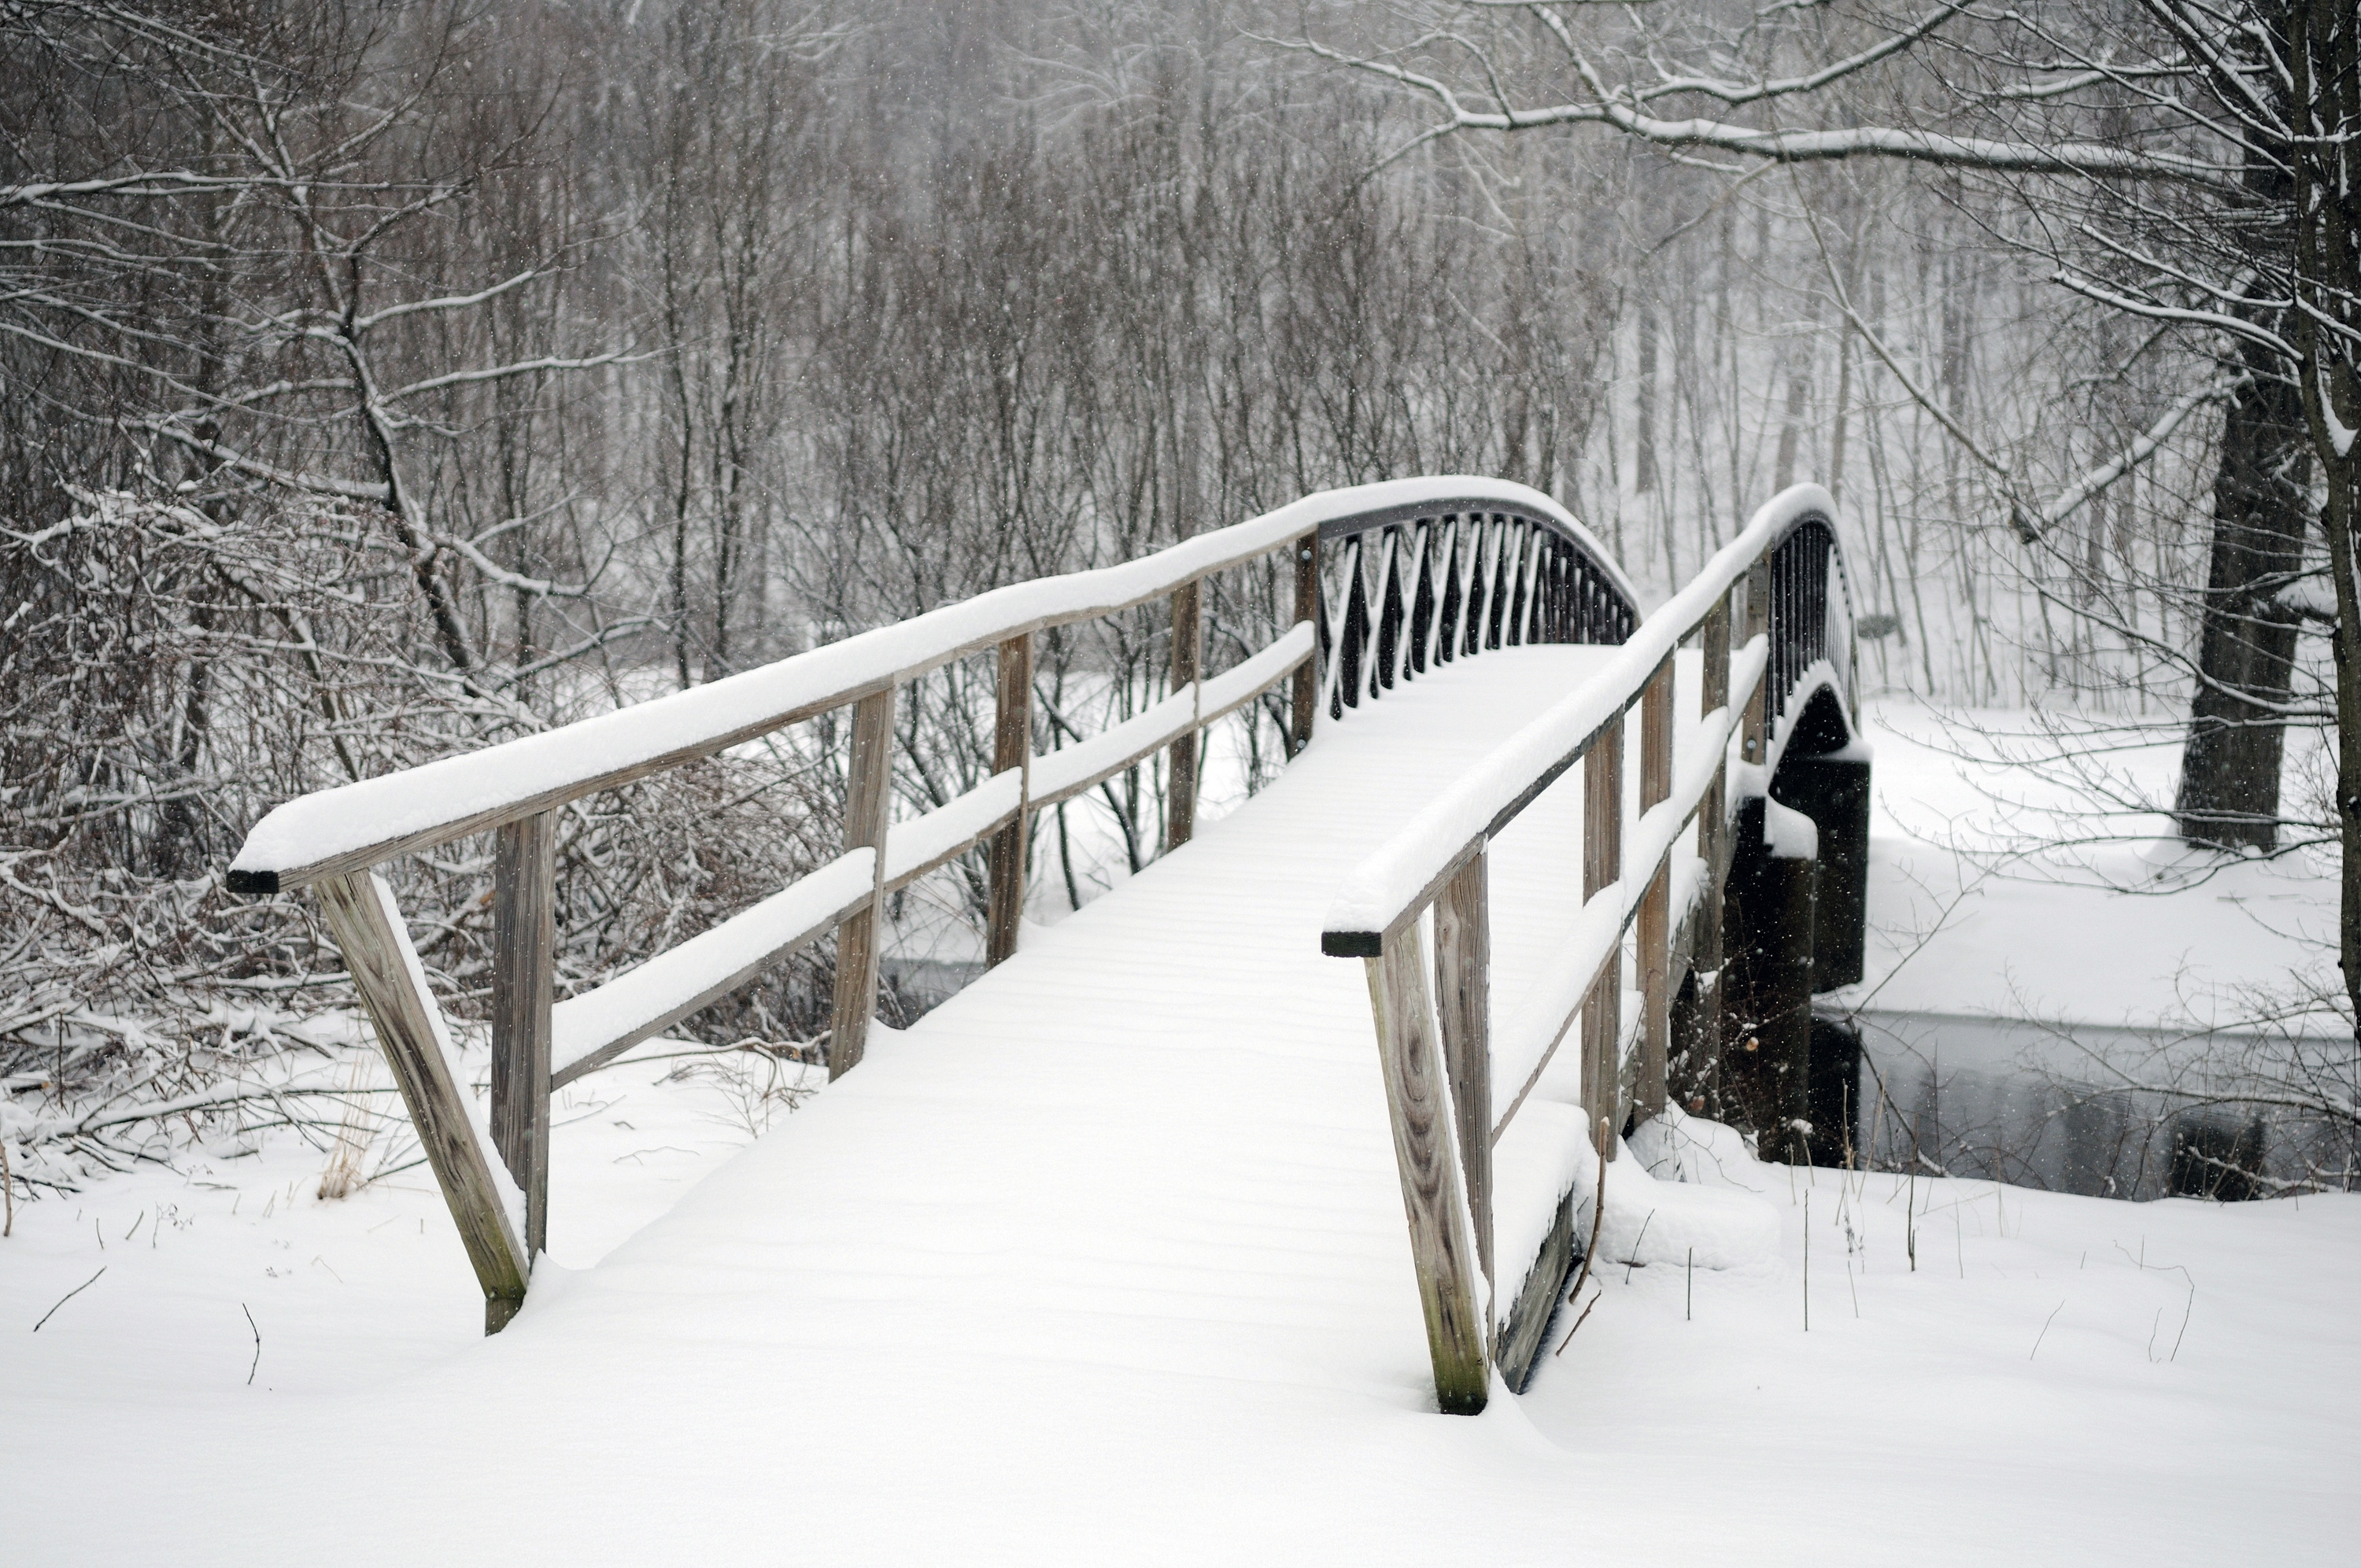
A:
6;667;2351;1564
1839;699;2337;1029
4;1050;815;1399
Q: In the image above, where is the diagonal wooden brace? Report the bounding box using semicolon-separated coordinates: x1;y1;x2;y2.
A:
317;871;529;1333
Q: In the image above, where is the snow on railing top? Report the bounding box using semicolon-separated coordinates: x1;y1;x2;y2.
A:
1308;478;1639;611
228;476;1577;893
1320;484;1837;946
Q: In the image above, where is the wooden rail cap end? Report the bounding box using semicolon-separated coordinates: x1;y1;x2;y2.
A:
1321;928;1384;958
225;867;280;898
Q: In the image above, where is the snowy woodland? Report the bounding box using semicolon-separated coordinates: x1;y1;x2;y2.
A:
4;5;2359;1561
2;3;2356;1220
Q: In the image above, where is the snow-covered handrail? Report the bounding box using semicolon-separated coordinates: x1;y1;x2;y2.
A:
1320;483;1853;1417
227;478;1589;893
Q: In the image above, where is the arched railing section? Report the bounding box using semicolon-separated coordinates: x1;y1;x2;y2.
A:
220;476;1587;1333
1317;494;1639;721
1760;511;1859;772
1318;485;1850;1414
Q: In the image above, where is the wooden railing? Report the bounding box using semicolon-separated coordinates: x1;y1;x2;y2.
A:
1313;496;1637;719
225;475;1599;1331
1319;484;1851;1413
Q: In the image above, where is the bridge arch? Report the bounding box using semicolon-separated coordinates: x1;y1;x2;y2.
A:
1311;483;1639;718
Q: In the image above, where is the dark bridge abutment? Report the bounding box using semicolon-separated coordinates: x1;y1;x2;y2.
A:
1768;685;1871;991
1709;684;1874;1167
1718;792;1820;1164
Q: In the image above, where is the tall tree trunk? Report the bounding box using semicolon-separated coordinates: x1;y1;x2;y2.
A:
2173;342;2312;850
2176;15;2321;853
2288;0;2360;1034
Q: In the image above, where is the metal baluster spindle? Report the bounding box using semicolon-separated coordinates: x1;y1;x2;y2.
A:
1435;517;1464;664
1336;535;1369;714
1405;522;1435;683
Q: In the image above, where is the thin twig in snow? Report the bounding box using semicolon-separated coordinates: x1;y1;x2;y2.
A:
1553;1286;1603;1357
1624;1210;1657;1283
32;1266;105;1330
2030;1299;2066;1360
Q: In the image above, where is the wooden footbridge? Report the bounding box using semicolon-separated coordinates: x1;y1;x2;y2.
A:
227;478;1866;1414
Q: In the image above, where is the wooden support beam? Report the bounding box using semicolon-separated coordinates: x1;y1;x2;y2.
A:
1433;850;1492;1293
1167;580;1203;849
1635;864;1672;1124
1582;714;1624;1159
316;872;528;1333
490;812;554;1257
1291;532;1319;756
1635;662;1674;1123
1363;921;1488;1415
986;633;1033;968
1495;1192;1573;1393
829;686;896;1080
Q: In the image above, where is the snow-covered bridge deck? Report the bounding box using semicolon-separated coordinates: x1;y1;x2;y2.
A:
559;644;1634;1431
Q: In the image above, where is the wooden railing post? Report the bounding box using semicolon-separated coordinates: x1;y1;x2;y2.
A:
829;685;896;1080
1364;918;1488;1415
1167;578;1203;848
1635;664;1673;1124
316;872;529;1333
1686;596;1733;1111
986;634;1032;968
1582;714;1624;1160
1432;851;1492;1294
1291;531;1319;756
490;811;555;1258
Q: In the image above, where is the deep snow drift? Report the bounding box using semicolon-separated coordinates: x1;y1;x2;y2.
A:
6;664;2351;1565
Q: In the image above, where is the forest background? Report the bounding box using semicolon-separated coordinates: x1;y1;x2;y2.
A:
3;0;2351;1190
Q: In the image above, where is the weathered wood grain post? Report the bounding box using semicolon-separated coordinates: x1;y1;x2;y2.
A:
1168;579;1203;848
1291;531;1319;755
986;634;1033;967
1581;714;1624;1160
1676;596;1735;1112
490;811;555;1258
1363;921;1488;1415
316;873;530;1332
1432;852;1492;1292
829;686;895;1079
1635;661;1674;1123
